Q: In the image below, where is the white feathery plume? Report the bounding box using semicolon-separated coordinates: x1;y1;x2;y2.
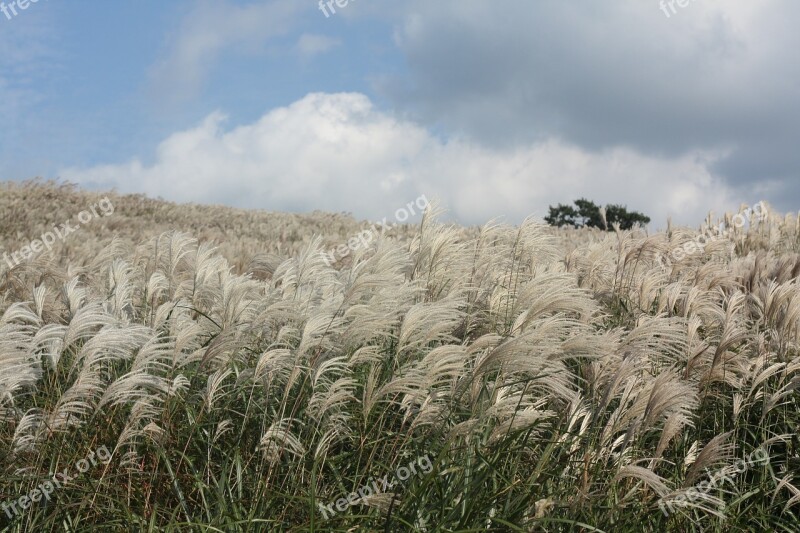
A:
146;270;170;306
0;304;43;403
1;301;42;327
348;345;384;366
772;474;800;511
314;422;349;463
764;375;800;418
98;372;172;409
11;408;44;454
654;412;692;461
169;374;191;397
615;464;672;500
642;370;698;429
397;296;465;357
62;302;116;350
61;277;87;317
297;312;344;359
106;258;138;319
307;376;358;422
46;368;107;432
212;419;233;444
684;432;734;486
311;356;348;388
341;303;406;350
259;418;306;464
32;285;47;319
31;323;67;369
204;368;233;411
255;348;296;384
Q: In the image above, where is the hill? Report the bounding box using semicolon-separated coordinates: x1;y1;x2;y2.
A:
1;180;799;530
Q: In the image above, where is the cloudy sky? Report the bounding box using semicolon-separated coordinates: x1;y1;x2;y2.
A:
1;0;797;227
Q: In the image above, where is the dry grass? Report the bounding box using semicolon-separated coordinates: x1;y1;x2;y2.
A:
1;180;799;531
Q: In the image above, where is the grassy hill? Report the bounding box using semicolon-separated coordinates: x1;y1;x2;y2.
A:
1;180;799;531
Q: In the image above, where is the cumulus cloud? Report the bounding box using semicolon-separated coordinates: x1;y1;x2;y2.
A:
61;92;740;227
380;0;800;212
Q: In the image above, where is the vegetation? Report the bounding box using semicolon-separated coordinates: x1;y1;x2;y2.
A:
1;180;799;531
545;198;650;230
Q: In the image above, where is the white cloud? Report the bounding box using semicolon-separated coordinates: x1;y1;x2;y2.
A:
61;93;740;228
296;33;341;58
149;0;301;103
379;0;800;212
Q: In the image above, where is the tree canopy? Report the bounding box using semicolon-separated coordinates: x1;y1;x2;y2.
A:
544;198;650;230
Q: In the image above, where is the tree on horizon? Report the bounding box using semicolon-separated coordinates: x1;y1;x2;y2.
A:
545;198;650;230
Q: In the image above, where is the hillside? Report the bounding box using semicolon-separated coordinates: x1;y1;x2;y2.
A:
1;180;799;531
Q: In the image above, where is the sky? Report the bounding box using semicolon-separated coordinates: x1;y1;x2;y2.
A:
1;0;797;228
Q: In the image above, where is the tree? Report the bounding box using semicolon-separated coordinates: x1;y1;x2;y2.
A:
604;203;651;230
544;203;580;228
574;198;604;229
545;199;650;231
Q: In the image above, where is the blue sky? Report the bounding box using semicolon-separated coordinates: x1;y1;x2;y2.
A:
2;0;798;226
2;1;399;174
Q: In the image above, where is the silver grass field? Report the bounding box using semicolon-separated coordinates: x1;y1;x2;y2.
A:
1;180;799;531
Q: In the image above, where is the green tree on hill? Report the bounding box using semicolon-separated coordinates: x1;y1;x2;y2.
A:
545;198;650;230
